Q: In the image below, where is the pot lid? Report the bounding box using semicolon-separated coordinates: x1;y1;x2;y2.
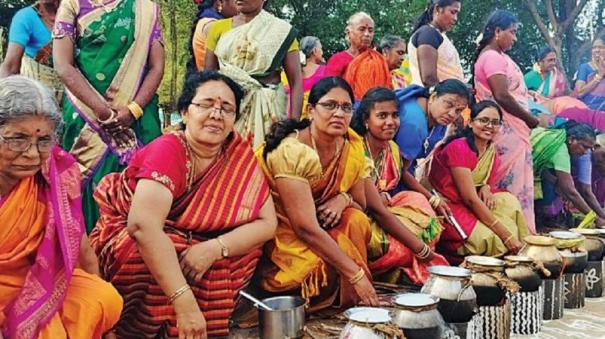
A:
504;255;533;263
393;293;439;307
428;265;472;278
570;228;601;236
465;255;505;267
344;307;391;324
549;231;582;240
524;235;556;246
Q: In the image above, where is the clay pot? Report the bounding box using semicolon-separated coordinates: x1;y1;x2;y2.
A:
571;228;605;261
462;256;514;306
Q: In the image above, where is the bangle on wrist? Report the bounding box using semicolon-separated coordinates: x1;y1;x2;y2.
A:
340;192;352;207
415;243;432;260
97;109;117;124
168;284;191;304
489;219;499;228
503;234;514;245
348;268;365;285
128;101;144;120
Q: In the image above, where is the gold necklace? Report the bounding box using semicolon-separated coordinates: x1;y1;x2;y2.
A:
310;128;342;165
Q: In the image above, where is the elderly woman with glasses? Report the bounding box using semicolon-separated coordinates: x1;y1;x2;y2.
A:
89;71;277;338
429;101;529;259
0;76;122;338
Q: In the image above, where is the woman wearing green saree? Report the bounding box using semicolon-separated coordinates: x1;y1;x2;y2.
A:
53;0;164;232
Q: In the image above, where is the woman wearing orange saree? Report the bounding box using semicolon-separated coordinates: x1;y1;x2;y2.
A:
351;87;448;285
0;76;122;339
89;72;276;338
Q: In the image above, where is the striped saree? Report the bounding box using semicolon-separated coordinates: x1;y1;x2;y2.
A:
89;132;270;337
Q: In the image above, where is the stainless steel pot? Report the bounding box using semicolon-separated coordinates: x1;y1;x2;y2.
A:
559;249;588;273
420;265;477;323
258;296;305;339
340;307;397;339
391;293;443;339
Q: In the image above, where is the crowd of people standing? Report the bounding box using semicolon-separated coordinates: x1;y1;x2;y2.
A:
2;0;605;338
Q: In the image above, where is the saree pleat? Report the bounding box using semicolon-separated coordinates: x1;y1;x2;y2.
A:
90;133;270;337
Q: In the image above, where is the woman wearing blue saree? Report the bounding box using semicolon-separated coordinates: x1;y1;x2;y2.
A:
53;0;164;232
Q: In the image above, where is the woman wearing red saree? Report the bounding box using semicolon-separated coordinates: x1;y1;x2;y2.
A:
89;71;277;338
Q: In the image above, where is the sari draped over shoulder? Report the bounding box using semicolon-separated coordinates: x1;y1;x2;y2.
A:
255;130;372;311
213;10;297;148
363;140;447;285
408;29;464;85
530;128;567;200
344;49;392;100
429;139;529;258
1;148;122;339
89;132;270;338
55;0;163;232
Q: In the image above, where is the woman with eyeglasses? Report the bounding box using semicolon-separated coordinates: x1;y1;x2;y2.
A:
256;76;381;310
0;76;123;338
429;100;529;258
89;71;277;338
532;121;601;229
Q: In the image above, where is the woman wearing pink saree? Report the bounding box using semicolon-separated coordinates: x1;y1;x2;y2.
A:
474;10;540;233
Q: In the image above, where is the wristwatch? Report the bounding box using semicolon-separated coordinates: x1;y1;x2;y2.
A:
216;236;229;258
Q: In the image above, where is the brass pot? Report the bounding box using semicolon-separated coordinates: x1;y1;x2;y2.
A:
504;255;542;292
462;256;512;306
520;235;563;278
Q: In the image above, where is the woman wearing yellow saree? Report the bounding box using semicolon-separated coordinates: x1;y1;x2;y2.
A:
429;101;529;259
0;76;122;339
205;0;303;148
351;87;448;285
53;0;164;232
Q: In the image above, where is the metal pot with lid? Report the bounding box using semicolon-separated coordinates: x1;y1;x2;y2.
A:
391;293;444;339
504;255;544;292
550;231;588;273
462;256;519;306
420;265;477;323
519;235;563;278
571;228;605;261
340;307;403;339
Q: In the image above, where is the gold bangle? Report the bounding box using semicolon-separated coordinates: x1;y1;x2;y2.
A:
168;284;191;304
128;101;144;120
340;192;352;207
503;234;514;245
348;268;365;285
489;219;499;228
415;244;431;260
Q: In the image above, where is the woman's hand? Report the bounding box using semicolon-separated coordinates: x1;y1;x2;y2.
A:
352;275;379;306
174;292;207;339
316;194;350;229
180;240;221;283
434;198;452;219
478;185;496;210
504;237;523;254
102;106;135;134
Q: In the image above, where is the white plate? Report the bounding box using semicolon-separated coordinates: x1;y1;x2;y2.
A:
393;293;439;307
428;265;472;278
344;307;391;323
549;231;582;239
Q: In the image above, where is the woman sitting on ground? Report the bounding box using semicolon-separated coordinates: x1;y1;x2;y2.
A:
0;76;122;338
429;101;529;258
393;79;470;217
352;87;448;284
90;71;277;338
532;121;598;230
256;77;379;311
